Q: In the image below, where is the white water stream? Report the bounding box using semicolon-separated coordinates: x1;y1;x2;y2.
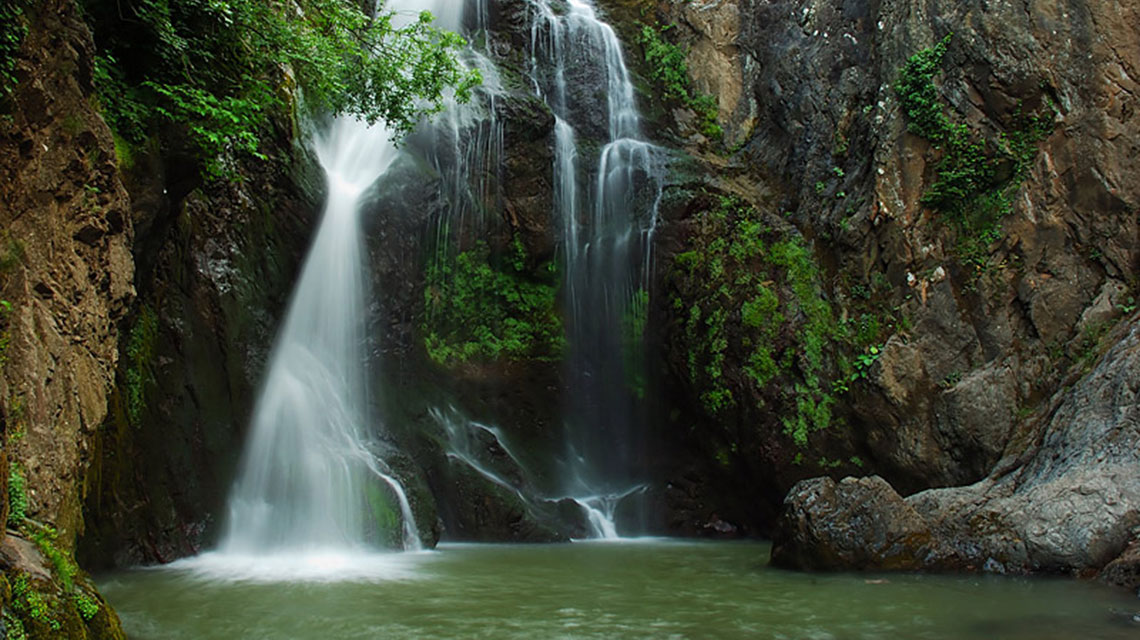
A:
530;0;666;538
181;1;469;580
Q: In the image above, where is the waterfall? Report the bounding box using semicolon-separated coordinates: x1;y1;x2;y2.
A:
207;0;469;574
220;118;422;555
530;0;665;538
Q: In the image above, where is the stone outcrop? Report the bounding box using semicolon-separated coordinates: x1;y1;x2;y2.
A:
644;0;1139;535
771;315;1140;577
0;0;135;550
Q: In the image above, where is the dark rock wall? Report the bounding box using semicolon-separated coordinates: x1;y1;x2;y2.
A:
634;0;1139;538
78;120;322;568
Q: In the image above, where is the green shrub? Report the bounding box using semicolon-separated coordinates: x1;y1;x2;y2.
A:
422;238;564;365
638;24;721;139
7;464;27;528
83;0;481;178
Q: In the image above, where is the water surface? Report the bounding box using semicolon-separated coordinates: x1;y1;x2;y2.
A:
99;540;1138;639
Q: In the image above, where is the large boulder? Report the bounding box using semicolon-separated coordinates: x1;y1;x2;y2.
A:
772;316;1140;577
770;476;947;571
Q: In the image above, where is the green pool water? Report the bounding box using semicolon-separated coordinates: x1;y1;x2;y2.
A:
98;540;1138;639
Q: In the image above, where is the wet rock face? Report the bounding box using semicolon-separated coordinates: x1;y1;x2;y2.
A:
0;0;134;550
771;316;1140;577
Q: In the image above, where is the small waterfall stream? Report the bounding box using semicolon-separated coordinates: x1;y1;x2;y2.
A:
529;0;665;538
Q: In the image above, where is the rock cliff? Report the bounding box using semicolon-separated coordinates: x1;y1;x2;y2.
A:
772;312;1140;583
0;0;129;636
635;0;1139;550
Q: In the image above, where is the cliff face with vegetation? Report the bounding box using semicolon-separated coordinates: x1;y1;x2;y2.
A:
0;1;129;636
636;0;1138;579
0;0;1137;628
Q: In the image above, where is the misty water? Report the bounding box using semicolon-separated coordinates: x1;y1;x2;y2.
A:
99;541;1136;639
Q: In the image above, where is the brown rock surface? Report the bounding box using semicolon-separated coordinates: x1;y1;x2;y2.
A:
0;0;134;550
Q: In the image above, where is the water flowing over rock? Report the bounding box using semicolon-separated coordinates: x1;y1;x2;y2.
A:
531;0;667;536
221;117;422;555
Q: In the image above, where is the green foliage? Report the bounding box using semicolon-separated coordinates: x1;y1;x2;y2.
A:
895;35;1055;268
638;24;721;139
422;238;564;365
832;344;881;394
7;464;27;527
124;305;159;428
895;35;953;140
72;591;99;622
29;524;77;593
84;0;481;178
1119;295;1137;315
3;611;27;640
669;195;840;443
10;574;60;631
0;0;27;108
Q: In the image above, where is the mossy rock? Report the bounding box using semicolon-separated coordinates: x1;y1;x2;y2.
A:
2;538;126;640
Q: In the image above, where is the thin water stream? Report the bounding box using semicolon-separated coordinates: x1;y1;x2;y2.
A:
100;541;1139;639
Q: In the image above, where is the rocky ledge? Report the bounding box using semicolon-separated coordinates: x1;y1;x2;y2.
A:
771;315;1140;592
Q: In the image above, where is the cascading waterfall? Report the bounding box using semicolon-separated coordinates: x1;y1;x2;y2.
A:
220;117;421;557
200;0;471;577
529;0;666;538
202;0;660;565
